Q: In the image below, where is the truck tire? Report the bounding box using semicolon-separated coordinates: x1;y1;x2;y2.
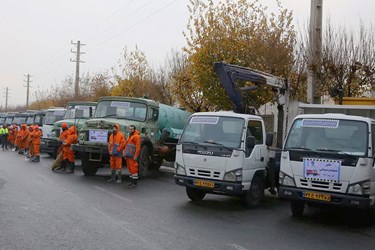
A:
186;187;206;201
150;157;163;170
138;146;150;179
291;201;305;218
81;153;99;176
241;175;264;208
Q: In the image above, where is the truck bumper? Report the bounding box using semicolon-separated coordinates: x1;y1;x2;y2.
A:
175;175;244;195
40;139;55;153
72;144;109;155
279;186;373;208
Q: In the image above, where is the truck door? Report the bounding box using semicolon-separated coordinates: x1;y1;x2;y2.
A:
243;120;268;171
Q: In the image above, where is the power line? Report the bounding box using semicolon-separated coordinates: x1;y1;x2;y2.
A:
74;0;138;40
31;1;137;77
85;0;154;42
87;0;180;52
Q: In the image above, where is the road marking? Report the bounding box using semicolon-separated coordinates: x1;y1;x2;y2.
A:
93;186;133;203
229;243;249;250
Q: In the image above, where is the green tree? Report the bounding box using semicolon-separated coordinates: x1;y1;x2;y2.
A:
182;0;296;110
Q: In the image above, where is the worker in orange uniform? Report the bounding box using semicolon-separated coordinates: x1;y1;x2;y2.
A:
62;126;77;173
107;124;126;183
14;124;22;153
8;125;16;150
26;125;35;159
18;124;29;155
12;124;19;151
54;123;70;171
124;125;141;188
31;125;42;162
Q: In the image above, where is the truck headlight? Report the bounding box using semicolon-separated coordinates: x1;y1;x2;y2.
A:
224;169;242;182
347;181;370;195
79;132;85;141
175;162;186;175
279;172;295;187
348;184;363;195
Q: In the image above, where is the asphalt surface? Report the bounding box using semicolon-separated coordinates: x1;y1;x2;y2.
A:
0;150;375;250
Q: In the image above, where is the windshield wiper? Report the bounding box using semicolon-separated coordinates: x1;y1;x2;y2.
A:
203;140;233;151
285;147;323;157
315;148;358;159
96;114;118;118
181;141;207;149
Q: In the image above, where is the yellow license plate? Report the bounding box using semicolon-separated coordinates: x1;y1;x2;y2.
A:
303;192;331;202
193;180;215;188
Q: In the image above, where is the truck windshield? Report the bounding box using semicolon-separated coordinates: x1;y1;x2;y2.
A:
26;115;35;124
284;118;368;156
180;116;244;148
44;110;65;125
94;101;147;122
5;116;14;124
34;114;44;125
0;117;5;124
14;116;27;125
65;106;95;119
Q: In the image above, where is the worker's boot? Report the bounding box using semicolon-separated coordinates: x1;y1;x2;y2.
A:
127;178;137;188
107;170;116;182
32;156;40;162
115;170;122;184
66;161;74;173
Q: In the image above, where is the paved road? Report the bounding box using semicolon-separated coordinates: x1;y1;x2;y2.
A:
0;150;374;250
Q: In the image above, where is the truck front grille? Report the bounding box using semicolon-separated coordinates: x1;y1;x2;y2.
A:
300;178;343;191
188;168;221;179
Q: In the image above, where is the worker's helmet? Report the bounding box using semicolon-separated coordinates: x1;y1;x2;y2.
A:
35;125;39;130
61;123;68;129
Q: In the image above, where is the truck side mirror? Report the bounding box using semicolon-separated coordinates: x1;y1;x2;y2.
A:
89;107;93;118
246;136;255;149
266;132;273;147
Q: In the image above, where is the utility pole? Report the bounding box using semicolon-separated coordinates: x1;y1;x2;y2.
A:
3;87;9;111
307;0;323;104
70;40;85;100
23;74;32;109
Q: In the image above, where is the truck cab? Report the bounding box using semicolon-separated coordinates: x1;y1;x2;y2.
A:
40;108;66;156
47;101;97;158
175;111;275;207
73;96;190;177
279;113;375;220
0;113;6;126
13;113;28;128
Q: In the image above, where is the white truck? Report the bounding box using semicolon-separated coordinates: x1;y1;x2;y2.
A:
279;111;375;221
174;62;288;207
175;111;276;207
40;107;66;156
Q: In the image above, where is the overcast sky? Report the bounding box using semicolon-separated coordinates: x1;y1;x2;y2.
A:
1;0;374;107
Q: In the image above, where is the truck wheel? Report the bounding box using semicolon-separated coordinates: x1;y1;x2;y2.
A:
291;201;305;218
138;146;150;179
186;187;206;201
242;175;264;208
150;157;163;170
81;154;99;176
